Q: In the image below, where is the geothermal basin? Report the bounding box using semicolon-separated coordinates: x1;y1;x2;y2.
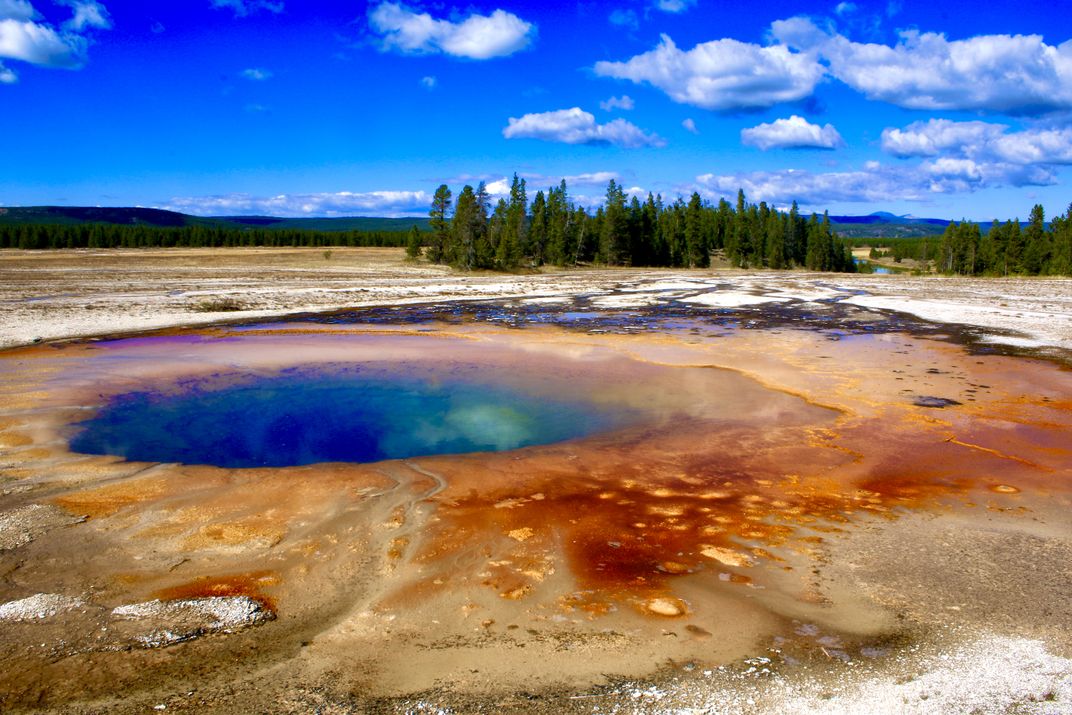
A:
0;284;1071;713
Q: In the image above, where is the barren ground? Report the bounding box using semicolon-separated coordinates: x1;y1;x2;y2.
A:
2;247;1071;352
1;247;1070;714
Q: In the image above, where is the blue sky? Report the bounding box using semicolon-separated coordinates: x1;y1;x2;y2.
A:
2;0;1071;219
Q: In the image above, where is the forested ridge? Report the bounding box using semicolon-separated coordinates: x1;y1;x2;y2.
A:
0;223;410;250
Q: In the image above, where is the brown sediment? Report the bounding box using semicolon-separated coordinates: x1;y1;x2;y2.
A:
154;571;281;611
0;316;1069;711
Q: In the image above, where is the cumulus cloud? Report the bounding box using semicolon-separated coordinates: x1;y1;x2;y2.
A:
593;33;824;111
599;94;634;111
882;119;1072;164
503;107;666;148
241;67;271;80
834;2;856;15
784;16;1072;113
695;118;1067;208
604;18;1072;115
209;0;283;17
0;0;111;80
880;118;1072;188
741;115;844;150
682;118;698;134
57;0;110;31
163;190;432;218
694;165;928;206
420;75;435;89
368;2;534;60
655;0;696;13
0;17;84;67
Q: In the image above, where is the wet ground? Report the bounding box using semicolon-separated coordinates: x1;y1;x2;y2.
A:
0;276;1071;713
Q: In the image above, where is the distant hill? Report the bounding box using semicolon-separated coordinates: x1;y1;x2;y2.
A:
210;215;432;232
828;211;951;238
0;206;430;233
0;206;1037;240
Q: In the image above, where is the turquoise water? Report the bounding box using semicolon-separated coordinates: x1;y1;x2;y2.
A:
69;368;630;468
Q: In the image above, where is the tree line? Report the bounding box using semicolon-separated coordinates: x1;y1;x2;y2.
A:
937;204;1072;276
0;223;413;250
413;175;857;273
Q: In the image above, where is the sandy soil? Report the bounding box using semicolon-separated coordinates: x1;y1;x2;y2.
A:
1;247;1071;713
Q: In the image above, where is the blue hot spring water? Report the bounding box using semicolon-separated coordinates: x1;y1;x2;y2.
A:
69;368;628;468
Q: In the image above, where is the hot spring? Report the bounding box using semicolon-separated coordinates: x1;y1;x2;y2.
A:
68;367;637;468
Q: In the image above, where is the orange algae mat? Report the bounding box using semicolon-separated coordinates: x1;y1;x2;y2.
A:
0;318;1070;705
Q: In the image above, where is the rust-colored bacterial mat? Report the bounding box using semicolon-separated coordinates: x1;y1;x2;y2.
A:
0;316;1069;710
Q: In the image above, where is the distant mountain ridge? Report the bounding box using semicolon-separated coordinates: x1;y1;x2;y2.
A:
0;206;431;233
829;211;949;227
0;205;1021;239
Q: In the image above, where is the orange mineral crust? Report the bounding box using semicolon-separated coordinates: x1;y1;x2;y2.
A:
0;319;1069;708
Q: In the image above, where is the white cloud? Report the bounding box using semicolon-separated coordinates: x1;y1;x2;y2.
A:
593;33;824;111
0;17;83;67
694;165;928;206
615;18;1072;115
655;0;696;13
741;115;844;150
163;190;432;218
682;117;698;134
599;94;634;111
608;8;637;30
880;118;1072;189
420;75;435;89
241;67;272;81
694;118;1067;207
57;1;110;32
209;0;283;17
0;0;34;21
0;1;110;78
516;171;621;188
834;2;856;16
882;119;1072;165
768;16;834;52
814;20;1072;113
503;107;665;148
368;2;534;60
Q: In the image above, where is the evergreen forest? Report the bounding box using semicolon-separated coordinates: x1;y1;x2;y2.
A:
418;176;857;273
3;175;1070;277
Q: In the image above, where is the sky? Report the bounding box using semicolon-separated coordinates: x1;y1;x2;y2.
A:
1;0;1071;220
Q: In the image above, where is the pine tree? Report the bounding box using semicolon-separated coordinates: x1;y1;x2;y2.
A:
529;190;548;266
684;192;706;268
599;179;628;265
405;225;422;260
428;184;453;264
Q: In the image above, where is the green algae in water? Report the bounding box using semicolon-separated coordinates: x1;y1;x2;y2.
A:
69;367;632;468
